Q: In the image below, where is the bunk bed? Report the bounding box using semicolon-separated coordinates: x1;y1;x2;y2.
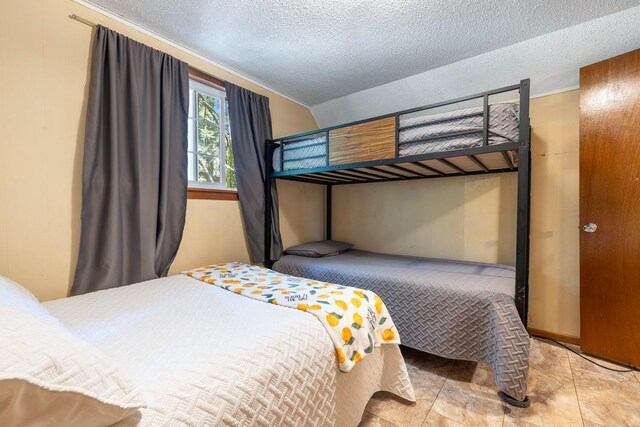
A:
264;80;532;406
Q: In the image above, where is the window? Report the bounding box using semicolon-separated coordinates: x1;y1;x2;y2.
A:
187;79;236;191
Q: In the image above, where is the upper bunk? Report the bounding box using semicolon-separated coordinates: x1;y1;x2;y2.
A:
269;79;530;185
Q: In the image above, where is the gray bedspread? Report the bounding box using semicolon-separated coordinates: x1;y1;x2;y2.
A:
273;250;529;401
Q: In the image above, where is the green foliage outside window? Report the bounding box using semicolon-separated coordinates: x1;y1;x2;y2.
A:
193;90;235;188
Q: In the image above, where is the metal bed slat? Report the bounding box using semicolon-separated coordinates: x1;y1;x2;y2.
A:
437;158;467;174
366;166;408;179
317;171;368;182
354;168;394;179
306;173;354;183
502;151;515;170
410;161;445;176
327;170;372;181
349;169;389;180
387;164;428;177
468;155;489;172
313;171;367;182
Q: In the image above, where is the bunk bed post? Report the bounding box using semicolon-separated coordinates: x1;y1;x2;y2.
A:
264;140;274;268
482;94;489;145
326;185;332;240
515;79;531;327
394;114;400;157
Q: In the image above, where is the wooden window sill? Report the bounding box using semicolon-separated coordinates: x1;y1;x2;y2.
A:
187;187;238;201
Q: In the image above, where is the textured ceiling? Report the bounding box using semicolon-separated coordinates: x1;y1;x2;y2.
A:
311;6;640;127
85;0;640;106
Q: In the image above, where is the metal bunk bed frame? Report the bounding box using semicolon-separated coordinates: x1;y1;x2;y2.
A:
265;79;531;326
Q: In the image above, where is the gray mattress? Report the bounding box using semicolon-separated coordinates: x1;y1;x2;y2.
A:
273;249;530;401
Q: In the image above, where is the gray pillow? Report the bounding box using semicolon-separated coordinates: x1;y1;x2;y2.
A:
285;240;353;257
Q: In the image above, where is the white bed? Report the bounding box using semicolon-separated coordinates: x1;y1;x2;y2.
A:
43;274;415;426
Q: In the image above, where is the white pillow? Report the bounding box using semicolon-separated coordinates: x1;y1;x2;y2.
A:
0;275;146;427
0;274;52;319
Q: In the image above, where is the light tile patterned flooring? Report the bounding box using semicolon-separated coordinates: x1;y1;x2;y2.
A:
359;339;640;427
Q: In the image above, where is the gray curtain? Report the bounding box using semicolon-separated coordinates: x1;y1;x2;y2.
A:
225;82;283;263
71;26;189;296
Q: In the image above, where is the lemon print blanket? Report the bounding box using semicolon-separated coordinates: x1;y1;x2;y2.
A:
183;262;400;372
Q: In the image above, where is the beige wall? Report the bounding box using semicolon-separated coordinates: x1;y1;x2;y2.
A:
333;90;580;338
0;0;322;301
528;90;580;339
333;174;517;265
171;180;324;275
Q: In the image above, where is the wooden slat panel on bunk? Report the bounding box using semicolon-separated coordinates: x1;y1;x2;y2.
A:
328;117;396;165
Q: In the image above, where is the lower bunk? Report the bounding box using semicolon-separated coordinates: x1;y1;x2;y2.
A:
273;247;530;405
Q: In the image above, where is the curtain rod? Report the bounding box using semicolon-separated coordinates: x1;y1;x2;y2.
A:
70;14;96;27
68;14;226;87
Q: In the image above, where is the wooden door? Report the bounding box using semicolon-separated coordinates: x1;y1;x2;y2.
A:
580;48;640;366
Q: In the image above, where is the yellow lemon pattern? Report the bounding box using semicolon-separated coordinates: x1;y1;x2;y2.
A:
335;300;348;311
183;262;400;372
342;327;353;344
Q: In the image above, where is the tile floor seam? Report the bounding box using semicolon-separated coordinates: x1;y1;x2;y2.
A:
497;359;508;427
420;360;455;426
364;410;401;427
425;412;462;426
500;382;507;427
566;346;588;427
500;396;507;427
420;378;455;427
376;397;436;427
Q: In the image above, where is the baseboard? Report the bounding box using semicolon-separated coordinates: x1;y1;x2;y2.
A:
527;327;581;346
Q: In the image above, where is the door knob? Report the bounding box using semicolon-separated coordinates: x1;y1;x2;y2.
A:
583;223;597;233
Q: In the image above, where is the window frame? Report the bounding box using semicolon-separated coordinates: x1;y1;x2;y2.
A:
186;69;238;201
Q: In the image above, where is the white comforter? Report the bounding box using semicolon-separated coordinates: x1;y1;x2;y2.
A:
44;275;414;426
